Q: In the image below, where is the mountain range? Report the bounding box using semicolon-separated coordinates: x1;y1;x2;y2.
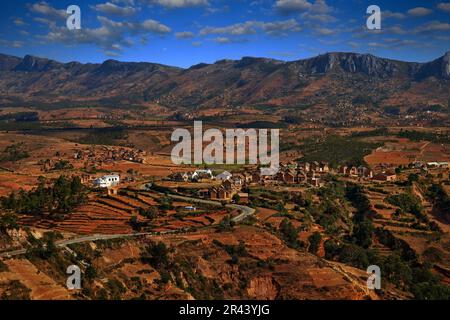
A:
0;51;449;110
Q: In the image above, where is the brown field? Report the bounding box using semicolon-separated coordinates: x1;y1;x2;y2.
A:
365;138;450;166
16;190;227;235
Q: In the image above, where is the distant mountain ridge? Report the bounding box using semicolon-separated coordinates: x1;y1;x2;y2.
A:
0;51;449;109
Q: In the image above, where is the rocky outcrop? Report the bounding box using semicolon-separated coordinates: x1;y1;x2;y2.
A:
246;276;280;300
416;51;450;80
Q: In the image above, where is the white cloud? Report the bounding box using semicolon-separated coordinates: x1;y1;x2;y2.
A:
310;0;332;14
383;10;406;20
415;21;450;32
200;19;301;37
175;31;195;39
93;2;138;16
274;0;312;14
437;2;450;12
408;7;433;17
0;40;24;48
41;16;171;54
214;37;231;44
149;0;209;9
200;21;258;36
29;1;66;20
315;27;335;36
13;18;26;26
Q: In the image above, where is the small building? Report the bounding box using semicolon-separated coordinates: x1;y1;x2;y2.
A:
427;162;449;168
197;189;210;198
191;169;214;182
251;172;261;183
320;162;330;173
210;186;233;201
236;192;249;204
308;177;321;187
94;174;120;188
338;166;348;175
172;172;191;182
348;166;358;176
216;171;232;181
310;161;320;171
107;186;119;196
372;172;397;182
358;166;373;178
284;171;296;184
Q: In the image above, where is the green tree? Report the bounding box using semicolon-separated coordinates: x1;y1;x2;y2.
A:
382;254;412;289
407;173;419;184
308;232;322;254
352;219;374;248
141;242;170;268
0;212;18;233
279;219;299;248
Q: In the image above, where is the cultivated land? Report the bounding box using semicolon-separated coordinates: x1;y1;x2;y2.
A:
0;115;448;300
0;51;449;300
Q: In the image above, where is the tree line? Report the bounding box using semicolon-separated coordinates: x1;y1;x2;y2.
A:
1;176;87;216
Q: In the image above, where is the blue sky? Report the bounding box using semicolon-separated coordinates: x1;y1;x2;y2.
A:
0;0;449;67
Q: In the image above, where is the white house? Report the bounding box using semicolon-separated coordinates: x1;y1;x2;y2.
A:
94;174;120;188
216;171;232;181
427;162;449;168
191;169;214;181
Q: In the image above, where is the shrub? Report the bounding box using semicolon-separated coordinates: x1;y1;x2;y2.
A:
308;232;322;254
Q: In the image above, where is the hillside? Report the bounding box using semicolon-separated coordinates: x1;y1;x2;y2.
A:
0;52;449;111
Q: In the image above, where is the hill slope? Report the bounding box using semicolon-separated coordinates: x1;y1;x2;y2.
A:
0;52;449;110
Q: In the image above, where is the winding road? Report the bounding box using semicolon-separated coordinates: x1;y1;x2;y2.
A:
0;193;255;258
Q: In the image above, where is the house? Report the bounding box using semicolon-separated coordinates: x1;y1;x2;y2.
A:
348;166;358;176
210;186;233;201
358;166;373;178
297;170;308;183
223;178;243;191
231;173;246;185
372;172;397;182
172;172;191;182
242;172;253;183
251;172;261;183
438;162;449;168
216;171;232;181
320;162;330;173
236;192;249;204
310;161;320;171
338;166;348;175
307;177;321;187
191;169;214;182
427;162;449;168
284;170;296;184
298;162;311;172
107;186;119;196
412;161;424;169
197;189;210;198
80;174;95;184
94;174;120;188
304;162;311;172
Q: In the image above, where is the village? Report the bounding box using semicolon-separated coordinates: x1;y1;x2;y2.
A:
152;160;449;203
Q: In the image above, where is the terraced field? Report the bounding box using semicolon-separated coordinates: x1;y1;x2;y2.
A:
17;190;226;235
